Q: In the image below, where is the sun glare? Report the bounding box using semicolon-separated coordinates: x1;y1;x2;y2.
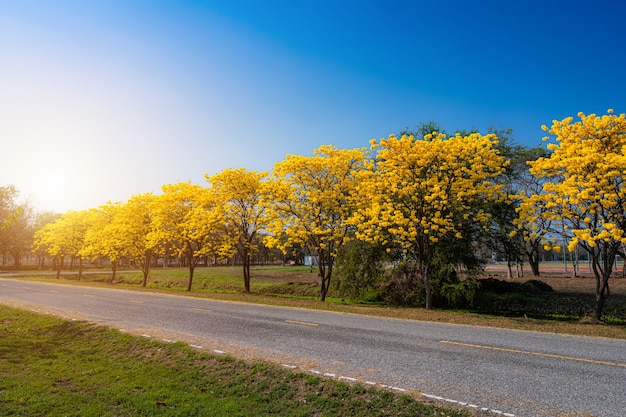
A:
33;168;72;212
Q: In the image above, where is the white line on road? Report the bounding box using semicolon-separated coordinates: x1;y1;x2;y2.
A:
285;319;318;327
441;339;626;368
192;308;213;313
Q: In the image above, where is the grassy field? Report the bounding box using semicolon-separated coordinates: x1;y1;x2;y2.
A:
7;263;625;339
0;305;472;417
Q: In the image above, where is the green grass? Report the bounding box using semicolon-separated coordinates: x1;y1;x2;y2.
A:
47;265;324;297
0;305;470;417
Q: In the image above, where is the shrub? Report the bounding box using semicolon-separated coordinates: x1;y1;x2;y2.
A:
439;278;481;308
380;256;482;308
380;262;423;306
336;239;388;301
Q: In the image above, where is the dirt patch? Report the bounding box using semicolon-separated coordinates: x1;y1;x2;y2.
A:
483;267;626;294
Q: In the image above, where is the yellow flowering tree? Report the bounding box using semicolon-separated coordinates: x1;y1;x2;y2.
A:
263;145;367;301
524;110;626;321
148;181;226;291
33;209;95;279
32;220;65;278
31;210;59;270
80;198;157;285
81;203;128;282
115;193;157;287
353;132;506;309
515;188;558;276
206;168;268;293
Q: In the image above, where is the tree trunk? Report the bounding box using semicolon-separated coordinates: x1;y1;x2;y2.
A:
317;249;333;302
110;260;118;283
242;248;251;293
319;264;328;301
589;246;616;321
78;257;83;281
11;250;21;270
187;264;194;291
527;250;540;276
506;259;513;279
55;257;62;279
422;271;432;310
142;251;152;287
594;270;610;321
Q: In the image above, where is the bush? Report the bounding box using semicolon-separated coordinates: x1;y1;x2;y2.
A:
380;257;481;309
439;278;481;309
473;278;556;316
477;278;553;295
336;240;388;301
522;279;554;294
380;262;423;306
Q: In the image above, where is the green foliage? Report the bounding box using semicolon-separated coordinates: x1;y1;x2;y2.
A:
336;239;388;300
476;278;553;295
379;249;484;309
439;278;481;309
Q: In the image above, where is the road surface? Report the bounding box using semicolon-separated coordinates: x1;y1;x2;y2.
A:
1;278;624;417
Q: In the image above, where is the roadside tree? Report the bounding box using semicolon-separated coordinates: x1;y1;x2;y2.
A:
263;145;367;301
206;168;268;293
31;211;59;269
0;186;20;231
353;132;506;309
33;209;94;279
117;193;157;287
525;110;626;320
148;182;226;291
0;186;35;269
82;203;127;282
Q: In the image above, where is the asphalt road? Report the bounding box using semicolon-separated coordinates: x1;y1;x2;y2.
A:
1;278;625;417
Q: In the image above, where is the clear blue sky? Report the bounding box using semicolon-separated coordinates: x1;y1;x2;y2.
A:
2;0;624;213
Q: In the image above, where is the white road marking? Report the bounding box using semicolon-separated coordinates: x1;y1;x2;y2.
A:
285;319;318;327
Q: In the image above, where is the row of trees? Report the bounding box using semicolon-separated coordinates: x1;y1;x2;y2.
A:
3;110;625;320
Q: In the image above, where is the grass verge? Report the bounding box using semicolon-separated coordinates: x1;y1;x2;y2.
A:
0;305;472;417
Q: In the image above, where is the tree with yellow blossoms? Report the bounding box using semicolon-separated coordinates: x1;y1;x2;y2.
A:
81;203;128;282
33;209;95;279
353;132;506;309
115;193;155;287
523;110;626;321
80;198;157;284
263;145;367;301
148;181;226;291
206;168;268;293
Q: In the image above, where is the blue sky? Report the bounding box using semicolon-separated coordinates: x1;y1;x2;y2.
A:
1;0;624;213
